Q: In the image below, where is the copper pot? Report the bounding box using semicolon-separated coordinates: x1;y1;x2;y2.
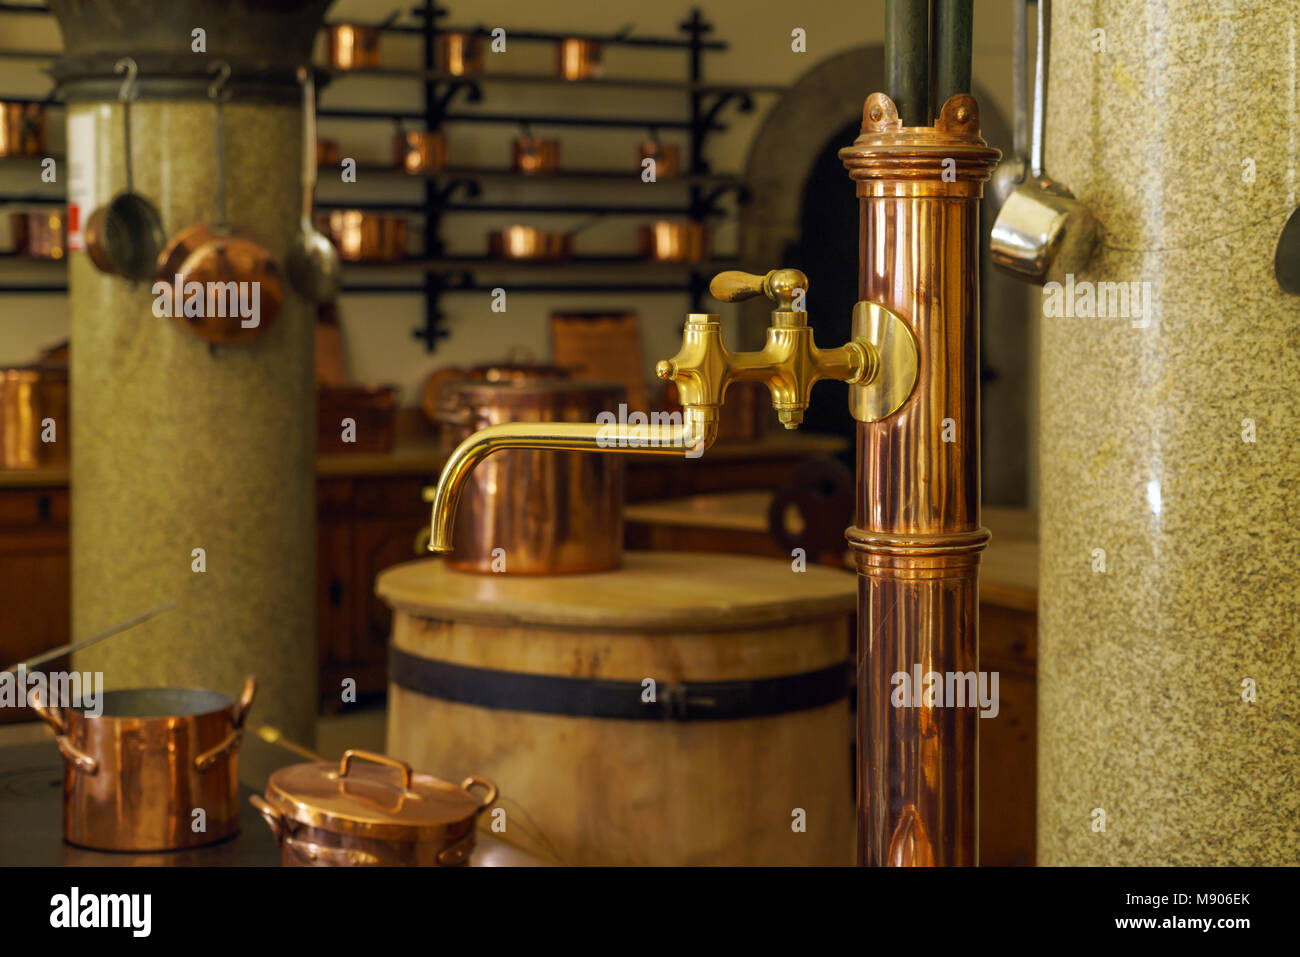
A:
488;225;573;262
31;678;256;852
9;210;66;259
0;363;68;468
439;31;484;76
251;749;497;866
319;210;408;262
639;140;680;178
435;378;626;574
557;37;603;80
512;135;560;175
327;23;382;70
317;138;340;168
637;220;708;263
0;101;44;157
394;129;447;174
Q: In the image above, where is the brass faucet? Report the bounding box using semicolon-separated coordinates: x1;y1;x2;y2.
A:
425;267;918;552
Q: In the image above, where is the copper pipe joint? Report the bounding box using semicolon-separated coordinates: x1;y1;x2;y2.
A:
840;93;999;867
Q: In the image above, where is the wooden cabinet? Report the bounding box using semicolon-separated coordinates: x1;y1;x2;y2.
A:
0;487;70;723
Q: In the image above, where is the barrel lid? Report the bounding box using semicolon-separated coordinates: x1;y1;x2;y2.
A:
376;551;856;630
264;750;494;841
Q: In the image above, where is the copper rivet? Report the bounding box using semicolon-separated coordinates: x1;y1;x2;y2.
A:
955;107;969;121
869;107;882;121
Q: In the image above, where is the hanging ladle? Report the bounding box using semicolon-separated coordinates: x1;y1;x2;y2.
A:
286;66;342;303
84;57;166;282
989;0;1099;284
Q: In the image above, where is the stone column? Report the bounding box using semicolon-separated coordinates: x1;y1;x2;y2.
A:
51;1;330;743
1038;0;1300;863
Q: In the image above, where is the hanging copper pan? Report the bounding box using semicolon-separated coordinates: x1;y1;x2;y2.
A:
394;128;447;174
637;220;708;262
157;63;282;345
439;31;484;76
512;134;560;175
317;209;408;262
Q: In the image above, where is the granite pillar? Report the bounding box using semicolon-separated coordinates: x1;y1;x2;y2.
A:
1038;0;1300;864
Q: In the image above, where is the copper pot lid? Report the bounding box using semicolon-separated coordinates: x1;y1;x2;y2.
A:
264;750;496;841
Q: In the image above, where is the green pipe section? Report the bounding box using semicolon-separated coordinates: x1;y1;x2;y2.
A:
933;0;973;113
885;0;931;125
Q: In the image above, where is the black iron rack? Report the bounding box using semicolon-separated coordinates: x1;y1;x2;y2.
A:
0;3;776;352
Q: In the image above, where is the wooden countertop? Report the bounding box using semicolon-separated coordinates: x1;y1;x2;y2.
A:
626;493;1039;612
0;431;846;488
377;551;857;630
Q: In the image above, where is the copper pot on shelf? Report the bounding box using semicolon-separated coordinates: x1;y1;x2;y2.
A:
487;224;573;262
0;362;68;468
438;31;484;76
31;678;256;852
318;209;408;262
637;220;708;263
432;377;627;574
316;138;340;168
512;135;560;175
326;23;383;70
638;140;680;178
556;37;603;80
394;129;447;174
251;749;497;866
0;101;44;157
9;209;67;259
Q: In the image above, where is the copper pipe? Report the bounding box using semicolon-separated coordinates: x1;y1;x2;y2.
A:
841;93;999;866
426;418;716;553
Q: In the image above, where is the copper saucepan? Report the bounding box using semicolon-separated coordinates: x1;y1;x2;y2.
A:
556;37;603;80
251;749;498;866
439;31;484;76
488;224;573;262
637;220;709;262
32;677;257;852
0;100;44;157
325;11;399;70
156;63;283;345
318;209;409;262
512;130;560;175
395;128;447;174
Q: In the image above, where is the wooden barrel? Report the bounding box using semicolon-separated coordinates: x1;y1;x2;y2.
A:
380;552;856;865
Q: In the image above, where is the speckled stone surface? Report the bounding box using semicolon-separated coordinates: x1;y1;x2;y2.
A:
1038;1;1300;863
69;100;317;743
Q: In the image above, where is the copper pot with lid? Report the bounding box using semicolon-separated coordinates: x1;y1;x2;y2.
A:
251;749;498;866
31;678;256;851
432;377;627;574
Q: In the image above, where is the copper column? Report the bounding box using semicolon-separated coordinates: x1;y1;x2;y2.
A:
841;93;998;866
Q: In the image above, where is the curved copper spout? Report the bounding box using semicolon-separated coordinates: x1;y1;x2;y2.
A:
427;415;717;553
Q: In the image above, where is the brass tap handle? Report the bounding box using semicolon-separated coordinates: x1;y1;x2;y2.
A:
709;268;808;312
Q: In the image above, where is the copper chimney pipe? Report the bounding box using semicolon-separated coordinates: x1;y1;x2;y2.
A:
841;92;998;865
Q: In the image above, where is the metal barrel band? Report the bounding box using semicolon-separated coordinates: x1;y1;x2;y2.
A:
390;647;852;722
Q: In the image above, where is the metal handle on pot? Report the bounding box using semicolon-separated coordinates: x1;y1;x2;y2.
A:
30;690;98;775
340;749;413;788
284;835;382;866
250;793;285;846
461;775;499;814
194;675;257;772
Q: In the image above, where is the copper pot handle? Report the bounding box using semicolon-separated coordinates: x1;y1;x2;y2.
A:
30;690;98;774
194;676;257;772
249;794;284;846
284;834;382;866
28;689;64;734
340;748;413;788
460;775;499;814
